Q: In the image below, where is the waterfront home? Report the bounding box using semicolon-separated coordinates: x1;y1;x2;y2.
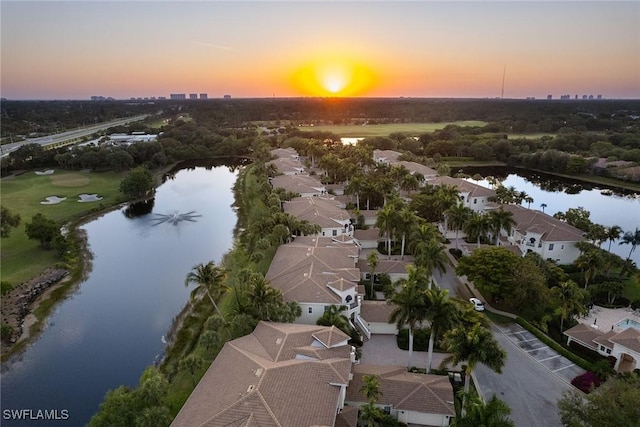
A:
345;364;456;427
171;322;355;427
270;147;300;161
497;204;586;264
564;322;640;372
373;149;403;164
265;236;362;325
270;174;326;197
283;196;354;237
266;156;306;175
429;175;496;213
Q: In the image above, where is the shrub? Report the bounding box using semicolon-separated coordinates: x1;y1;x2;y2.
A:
1;323;14;341
630;299;640;310
571;371;602;393
1;281;12;296
449;248;462;259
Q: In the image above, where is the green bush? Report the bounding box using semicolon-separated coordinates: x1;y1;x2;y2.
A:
1;281;12;296
396;328;437;351
1;323;14;341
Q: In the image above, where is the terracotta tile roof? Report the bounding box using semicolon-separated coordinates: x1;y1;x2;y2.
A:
354;228;381;241
284;197;352;228
395;160;437;178
357;210;379;218
334;406;359;427
609;327;640;353
593;330;618;349
500;204;586;243
346;364;455;417
266;237;360;304
356;259;410;275
361;300;395;323
429;176;496;198
563;323;603;350
171;322;353;427
373;149;402;163
267;157;305;174
271;175;325;195
270;147;299;159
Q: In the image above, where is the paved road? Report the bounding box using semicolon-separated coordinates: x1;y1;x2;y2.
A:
475;324;576;427
0;114;149;156
433;261;583;426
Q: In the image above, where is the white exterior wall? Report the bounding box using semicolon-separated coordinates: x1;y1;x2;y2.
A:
396;409;451;427
295;303;329;324
510;230;580;264
366;321;397;335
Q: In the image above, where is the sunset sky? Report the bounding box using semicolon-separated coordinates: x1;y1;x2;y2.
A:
1;1;639;100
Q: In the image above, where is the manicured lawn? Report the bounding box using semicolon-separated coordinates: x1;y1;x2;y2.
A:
296;121;488;137
1;169;128;284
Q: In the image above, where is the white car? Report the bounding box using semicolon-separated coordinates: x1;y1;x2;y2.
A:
470;297;485;311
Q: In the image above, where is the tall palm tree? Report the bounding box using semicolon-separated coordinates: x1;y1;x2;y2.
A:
245;274;282;321
359;401;383;427
551;280;587;332
424;288;460;373
376;204;397;259
434;184;460;232
389;275;427;369
605;225;622;252
413;238;448;283
488;207;517;245
540;203;547;213
524;195;534;209
345;173;365;210
408;223;440;254
575;250;603;290
446;202;472;249
453;394;515;427
184;261;227;318
463;212;491;248
441;323;507;414
619;227;640;260
396;206;418;260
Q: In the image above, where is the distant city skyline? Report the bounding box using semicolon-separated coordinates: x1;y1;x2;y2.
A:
1;1;639;100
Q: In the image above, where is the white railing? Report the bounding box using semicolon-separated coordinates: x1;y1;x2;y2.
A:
355;314;371;340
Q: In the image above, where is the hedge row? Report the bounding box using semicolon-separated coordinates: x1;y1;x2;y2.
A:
515;317;594;372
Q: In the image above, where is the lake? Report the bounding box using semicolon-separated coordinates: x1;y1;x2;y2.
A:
461;166;640;264
1;162;239;426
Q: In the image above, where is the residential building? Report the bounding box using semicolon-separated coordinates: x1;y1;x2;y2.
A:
271;175;326;197
171;322;355;427
373;149;402;164
283;197;353;237
345;364;456;427
429;176;496;212
199;93;208;100
170;93;186;100
360;300;397;335
564;323;639;372
265;236;361;325
498;204;586;264
270;147;300;161
189;93;198;100
267;157;306;175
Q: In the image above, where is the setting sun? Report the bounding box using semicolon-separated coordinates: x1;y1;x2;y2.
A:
291;58;377;97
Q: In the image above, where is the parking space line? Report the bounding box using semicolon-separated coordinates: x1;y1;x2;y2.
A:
518;338;539;343
525;345;548;352
538;354;562;362
553;363;575;372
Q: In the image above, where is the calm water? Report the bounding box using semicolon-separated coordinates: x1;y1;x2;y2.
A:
462;166;640;264
1;164;238;426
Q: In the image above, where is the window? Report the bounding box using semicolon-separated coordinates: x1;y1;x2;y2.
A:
308;307;313;314
324;306;330;312
332;229;337;236
561;245;564;249
322;232;325;236
600;345;605;352
473;198;477;204
606;348;611;354
549;244;554;250
345;295;353;303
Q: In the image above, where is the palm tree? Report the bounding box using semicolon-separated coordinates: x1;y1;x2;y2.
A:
389;274;427;369
413;238;448;283
551;280;587;332
446;202;472;249
606;225;622;252
488;207;516;245
396;206;418;260
424;288;460;373
316;304;353;335
463;212;491;248
441;323;507;414
360;374;382;403
575;250;603;290
344;173;365;210
619;227;640;260
524;195;534;209
376;204;397;259
184;261;227;318
366;250;379;298
359;401;383;427
245;274;282;321
434;184;460;232
408;223;440;254
540;203;547;213
453;393;515;427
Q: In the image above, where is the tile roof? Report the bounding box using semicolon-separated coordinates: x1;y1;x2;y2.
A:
395;160;437;178
346;364;455;417
373;149;402;163
354;228;382;241
171;322;353;427
267;157;305;175
609;327;640;353
563;323;602;350
361;300;396;323
284;197;352;228
270;147;299;159
271;175;325;195
356;259;411;275
428;176;496;198
334;406;359;427
500;204;586;243
266;237;360;304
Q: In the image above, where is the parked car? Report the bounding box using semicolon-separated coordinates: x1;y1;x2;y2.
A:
470;297;485;311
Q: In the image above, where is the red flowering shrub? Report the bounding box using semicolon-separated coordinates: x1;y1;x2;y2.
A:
571;371;602;393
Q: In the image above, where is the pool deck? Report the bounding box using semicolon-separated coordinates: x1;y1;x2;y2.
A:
579;305;640;332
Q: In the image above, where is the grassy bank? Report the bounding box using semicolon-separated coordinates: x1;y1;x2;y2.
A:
1;169;128;284
296;121;488;137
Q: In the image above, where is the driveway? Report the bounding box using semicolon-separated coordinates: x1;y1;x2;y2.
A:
361;334;461;371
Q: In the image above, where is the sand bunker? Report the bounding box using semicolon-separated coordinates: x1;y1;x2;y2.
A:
41;196;67;205
77;194;103;202
35;170;55;176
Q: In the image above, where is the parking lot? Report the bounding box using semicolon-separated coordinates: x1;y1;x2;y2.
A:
495;323;585;383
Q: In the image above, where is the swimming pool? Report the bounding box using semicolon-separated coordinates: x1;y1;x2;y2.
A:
615;317;640;331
